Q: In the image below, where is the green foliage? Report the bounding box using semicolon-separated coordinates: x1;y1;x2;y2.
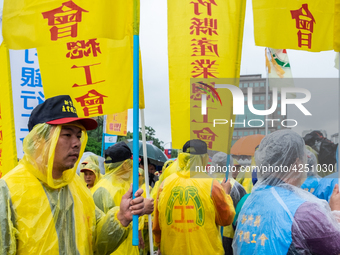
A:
171;149;178;158
85;116;103;155
85;136;102;155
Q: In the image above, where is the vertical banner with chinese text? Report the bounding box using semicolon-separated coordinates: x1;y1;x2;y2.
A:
0;43;18;177
0;105;3;177
9;49;45;159
106;110;128;136
37;37;144;117
335;0;340;51
2;0;132;50
168;0;246;152
253;0;335;52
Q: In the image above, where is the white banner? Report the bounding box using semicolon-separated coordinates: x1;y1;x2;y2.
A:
9;49;45;159
104;134;118;144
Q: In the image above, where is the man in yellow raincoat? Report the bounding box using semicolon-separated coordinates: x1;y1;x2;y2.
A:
92;143;154;255
153;139;235;255
80;154;102;190
0;95;145;255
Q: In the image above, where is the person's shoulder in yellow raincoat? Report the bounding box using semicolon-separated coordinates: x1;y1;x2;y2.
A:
0;96;144;255
91;142;140;255
153;140;235;255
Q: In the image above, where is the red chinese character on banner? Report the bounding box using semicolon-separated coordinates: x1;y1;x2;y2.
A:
191;38;219;57
71;63;105;87
190;0;217;16
190;82;217;102
66;38;101;59
192;127;217;149
290;4;315;49
75;90;108;116
114;123;122;132
42;0;88;41
191;59;218;78
190;18;218;36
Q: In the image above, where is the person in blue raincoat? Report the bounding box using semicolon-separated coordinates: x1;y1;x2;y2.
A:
233;130;340;255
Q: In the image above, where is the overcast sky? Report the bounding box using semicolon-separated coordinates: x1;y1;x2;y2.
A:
1;0;339;148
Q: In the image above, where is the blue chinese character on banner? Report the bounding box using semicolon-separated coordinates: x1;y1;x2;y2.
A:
21;68;42;87
20;91;45;110
24;49;36;64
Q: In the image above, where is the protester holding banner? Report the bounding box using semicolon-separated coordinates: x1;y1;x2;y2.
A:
233;130;340;254
92;142;154;255
153;139;235;255
0;95;145;255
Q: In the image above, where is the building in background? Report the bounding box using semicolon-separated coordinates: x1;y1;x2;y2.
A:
232;74;287;146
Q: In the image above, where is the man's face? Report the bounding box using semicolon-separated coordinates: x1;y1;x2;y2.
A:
54;125;82;173
83;170;96;188
148;164;156;174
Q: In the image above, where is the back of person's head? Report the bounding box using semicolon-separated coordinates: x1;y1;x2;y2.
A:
182;139;207;155
211;152;233;173
255;130;307;185
105;142;132;168
180;139;209;173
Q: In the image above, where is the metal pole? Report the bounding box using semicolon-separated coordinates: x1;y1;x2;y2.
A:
336;53;340;191
140;109;154;254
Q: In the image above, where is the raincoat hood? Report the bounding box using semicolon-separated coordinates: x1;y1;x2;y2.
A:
80;154;102;187
254;130;307;188
177;152;209;178
104;158;133;184
20;123;87;189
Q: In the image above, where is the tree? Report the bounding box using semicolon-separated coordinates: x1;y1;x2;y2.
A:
171;149;178;158
85;116;104;155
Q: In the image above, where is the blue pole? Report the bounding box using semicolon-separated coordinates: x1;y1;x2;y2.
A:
225;154;230;180
101;133;105;157
132;34;140;246
221;154;230;238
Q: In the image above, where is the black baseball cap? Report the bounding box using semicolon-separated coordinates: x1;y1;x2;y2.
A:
28;95;98;131
105;142;132;163
183;139;207;155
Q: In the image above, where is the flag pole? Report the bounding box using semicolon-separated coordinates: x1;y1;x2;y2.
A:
101;115;107;157
132;0;140;246
338;52;340;191
140;109;154;254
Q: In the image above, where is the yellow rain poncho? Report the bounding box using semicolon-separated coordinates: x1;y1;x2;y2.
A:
233;159;253;193
92;159;139;255
153;152;235;255
0;123;129;255
79;154;102;190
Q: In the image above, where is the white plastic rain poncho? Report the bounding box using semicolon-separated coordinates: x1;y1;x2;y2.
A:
232;130;340;255
0;123;130;255
153;152;235;255
91;159;139;255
